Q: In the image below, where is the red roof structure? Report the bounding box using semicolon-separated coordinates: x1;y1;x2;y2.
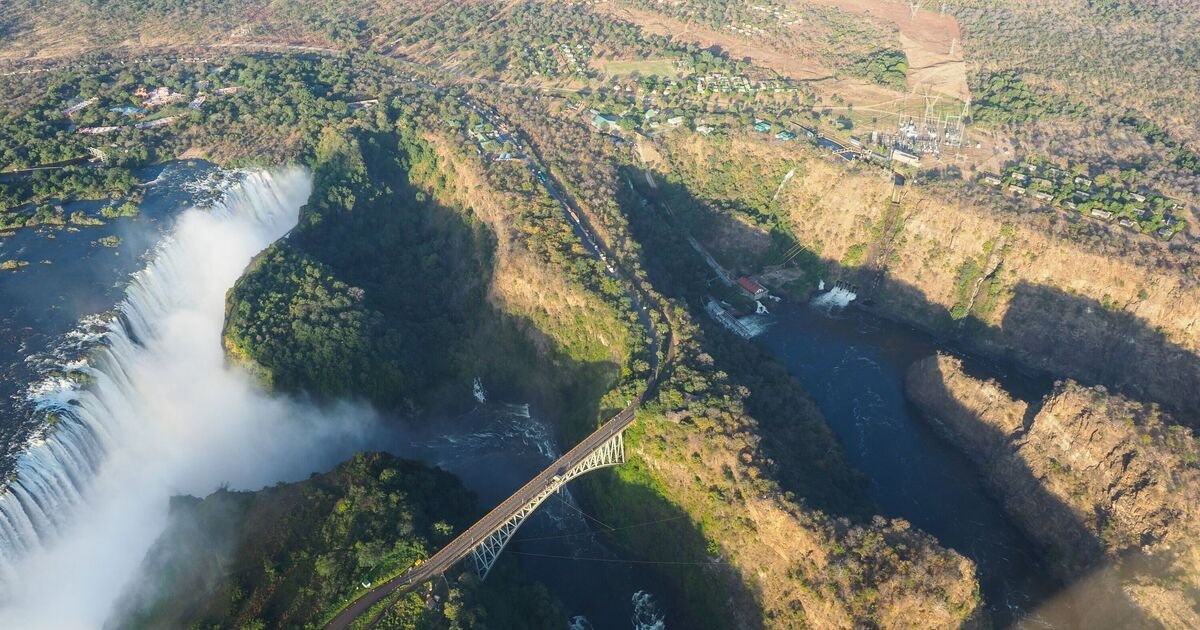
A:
737;277;768;299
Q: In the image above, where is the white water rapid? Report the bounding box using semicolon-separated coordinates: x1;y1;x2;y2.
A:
0;168;382;627
811;285;858;311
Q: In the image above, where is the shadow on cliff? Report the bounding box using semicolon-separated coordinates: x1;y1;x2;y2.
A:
477;297;761;630
644;166;1200;425
913;358;1152;628
622;164;1190;625
237;128;743;628
616;169;873;520
996;282;1200;420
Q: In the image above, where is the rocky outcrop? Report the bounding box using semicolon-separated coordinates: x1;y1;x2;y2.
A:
906;354;1200;628
657;133;1200;421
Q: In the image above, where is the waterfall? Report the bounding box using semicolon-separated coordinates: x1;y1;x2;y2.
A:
0;168;381;623
812;284;858;312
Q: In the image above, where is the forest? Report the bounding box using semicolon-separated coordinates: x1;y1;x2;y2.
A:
109;452;562;629
225;123;492;410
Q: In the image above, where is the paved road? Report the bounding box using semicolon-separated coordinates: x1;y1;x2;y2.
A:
324;405;639;629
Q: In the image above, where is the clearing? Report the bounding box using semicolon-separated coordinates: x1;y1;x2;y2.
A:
602;58;678;78
804;0;970;102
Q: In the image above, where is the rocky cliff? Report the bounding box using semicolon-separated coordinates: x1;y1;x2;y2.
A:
906;353;1200;628
654;133;1200;421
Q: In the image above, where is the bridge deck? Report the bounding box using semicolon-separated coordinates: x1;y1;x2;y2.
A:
325;405;637;628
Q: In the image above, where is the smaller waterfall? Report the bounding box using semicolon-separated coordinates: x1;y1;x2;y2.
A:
812;282;858;312
473;377;487;403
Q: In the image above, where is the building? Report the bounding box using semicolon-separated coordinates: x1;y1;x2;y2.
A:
753;120;772;133
737;277;769;300
1090;209;1114;220
590;110;620;130
775;130;797;141
891;149;920;167
982;175;1002;186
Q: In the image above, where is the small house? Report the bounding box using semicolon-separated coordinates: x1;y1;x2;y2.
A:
1033;191;1053;201
775;130;797;141
1008;184;1027;195
1090;209;1114;220
1118;218;1137;229
891;149;920;167
982;175;1002;186
753;120;772;133
590;111;620;130
737;277;769;301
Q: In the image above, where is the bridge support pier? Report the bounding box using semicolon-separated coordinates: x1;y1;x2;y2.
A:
469;430;625;580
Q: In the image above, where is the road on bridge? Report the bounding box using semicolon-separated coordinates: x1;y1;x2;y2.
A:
325;89;670;630
324;406;637;629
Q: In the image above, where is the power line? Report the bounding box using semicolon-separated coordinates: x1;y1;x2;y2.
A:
556;492;614;532
510;550;724;567
513;514;691;543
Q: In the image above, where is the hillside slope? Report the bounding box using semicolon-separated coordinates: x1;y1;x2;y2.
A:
906;354;1200;629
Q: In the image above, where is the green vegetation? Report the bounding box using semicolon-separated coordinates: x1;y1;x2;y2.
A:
0;167;138;214
1117;111;1200;177
972;71;1088;124
988;157;1186;239
101;201;139;219
109;452;562;629
950;259;982;321
841;242;868;267
849;49;908;90
603;58;678;77
225;125;491;410
69;210;104;225
92;234;122;248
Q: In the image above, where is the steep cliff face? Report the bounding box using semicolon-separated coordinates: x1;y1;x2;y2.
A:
431;126;986;629
655;134;1200;420
906;354;1200;628
107;453;562;629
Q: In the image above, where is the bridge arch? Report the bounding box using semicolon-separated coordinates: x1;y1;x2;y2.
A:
468;429;625;579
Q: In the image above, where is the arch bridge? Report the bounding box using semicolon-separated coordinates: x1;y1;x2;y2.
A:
326;406;637;628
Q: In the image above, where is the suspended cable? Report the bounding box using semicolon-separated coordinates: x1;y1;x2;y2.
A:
510;550;724;567
513;514;691;544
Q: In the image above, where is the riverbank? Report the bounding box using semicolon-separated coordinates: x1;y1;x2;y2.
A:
756;298;1074;627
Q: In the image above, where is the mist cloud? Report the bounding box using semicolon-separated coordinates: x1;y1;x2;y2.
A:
0;169;389;628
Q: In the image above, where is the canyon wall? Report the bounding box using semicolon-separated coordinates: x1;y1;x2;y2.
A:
657;134;1200;421
907;353;1200;628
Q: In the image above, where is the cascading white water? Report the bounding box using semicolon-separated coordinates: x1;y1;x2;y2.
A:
0;169;303;564
0;168;384;627
812;286;858;311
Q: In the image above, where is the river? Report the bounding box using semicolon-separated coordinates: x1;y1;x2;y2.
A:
757;297;1075;628
0;162;668;629
0;160;1075;629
